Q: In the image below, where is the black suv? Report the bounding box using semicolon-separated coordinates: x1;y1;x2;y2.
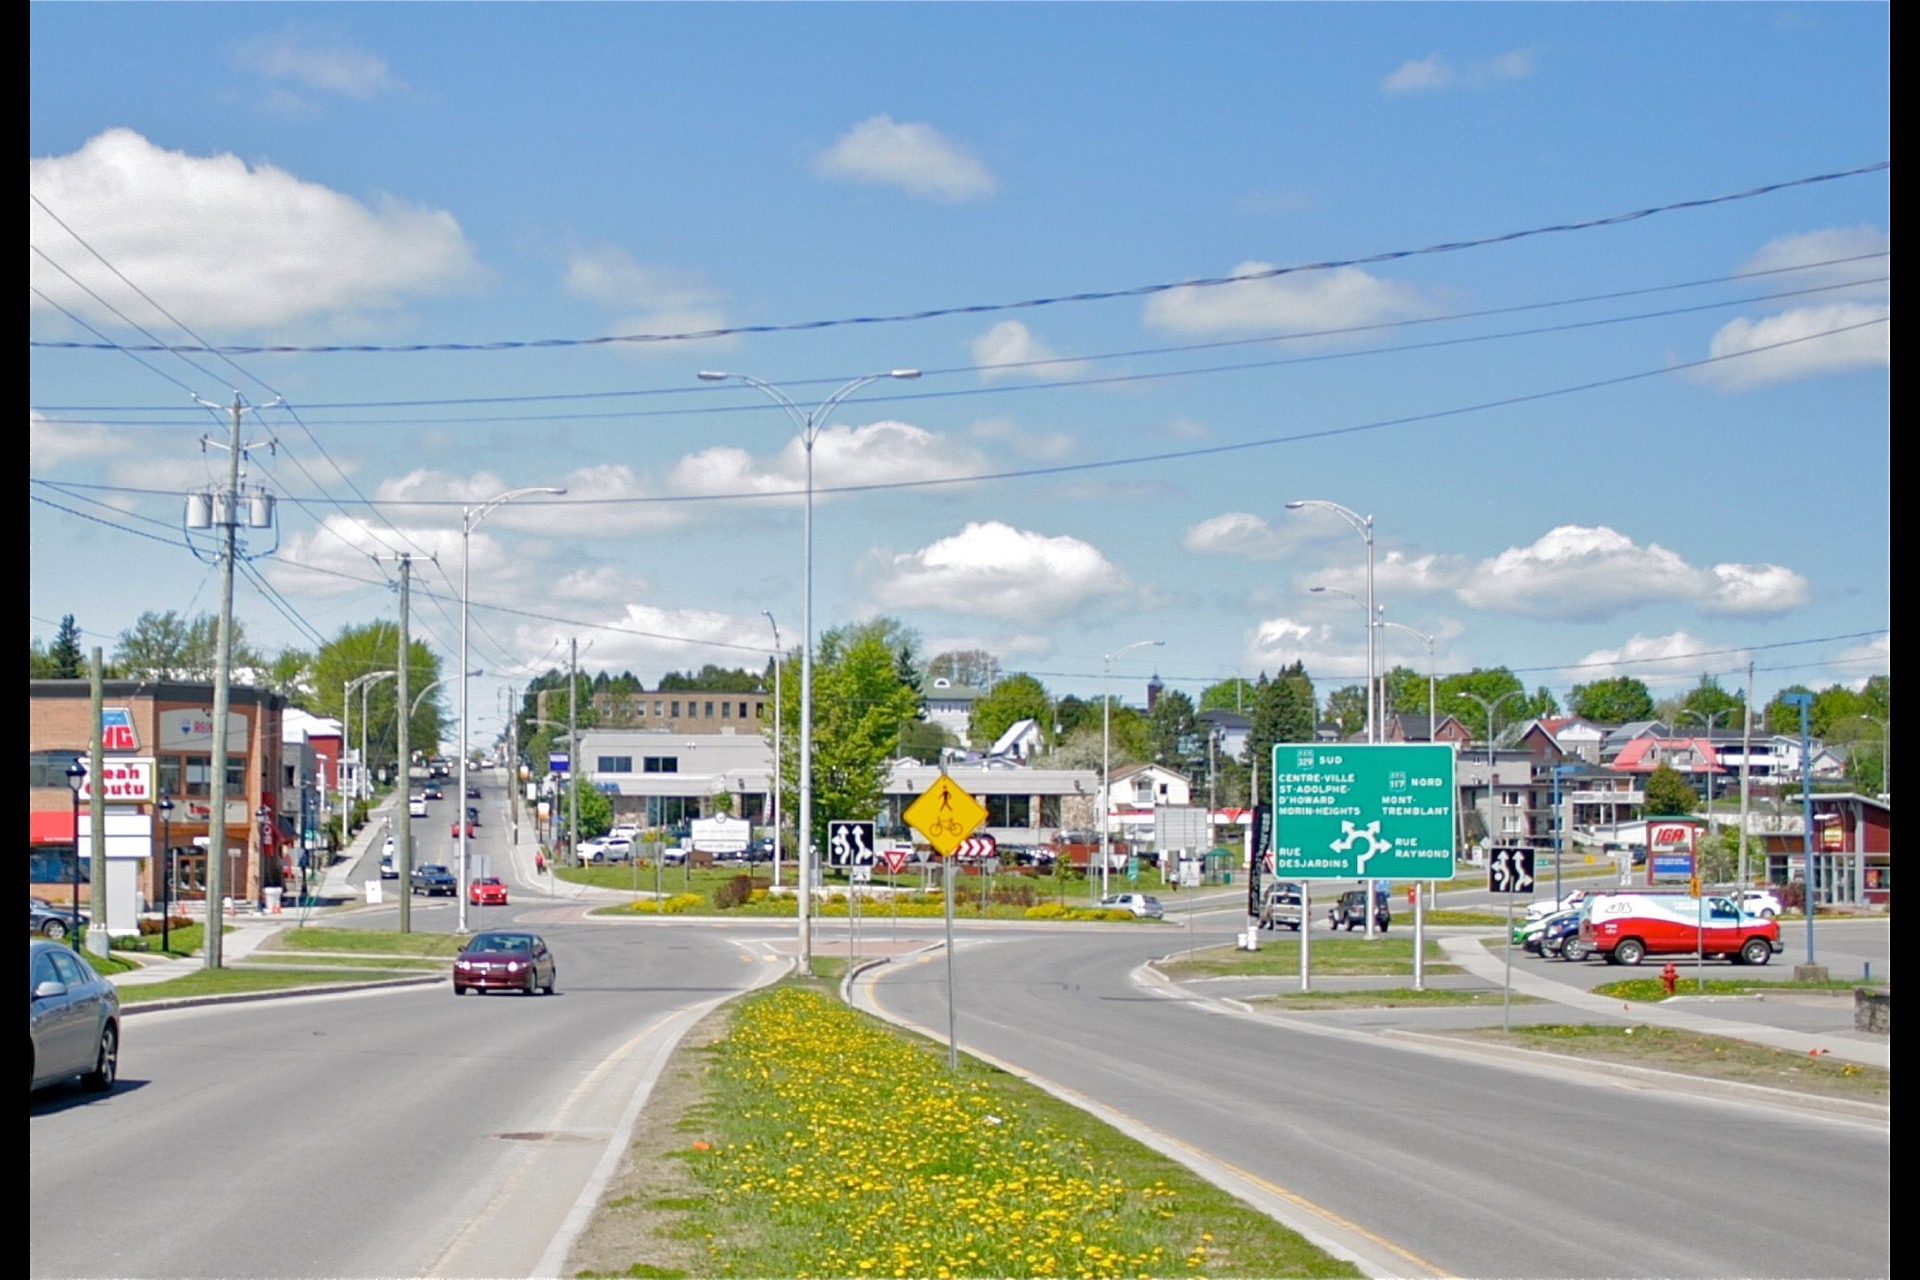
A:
1328;889;1391;932
410;864;457;896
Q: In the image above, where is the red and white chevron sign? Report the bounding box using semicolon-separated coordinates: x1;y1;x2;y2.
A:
952;836;997;860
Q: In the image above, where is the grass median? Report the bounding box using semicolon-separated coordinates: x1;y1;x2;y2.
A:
1445;1024;1889;1102
568;979;1359;1280
1158;936;1454;980
117;967;414;1004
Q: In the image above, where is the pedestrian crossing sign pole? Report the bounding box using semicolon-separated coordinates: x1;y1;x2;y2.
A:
903;772;988;1071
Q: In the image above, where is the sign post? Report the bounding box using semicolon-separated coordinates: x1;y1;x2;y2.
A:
904;774;988;1071
1488;845;1536;1031
1272;743;1456;991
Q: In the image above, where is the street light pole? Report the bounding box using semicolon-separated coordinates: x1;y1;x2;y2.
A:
1461;690;1525;853
1309;585;1384;739
698;368;920;976
460;485;566;933
1679;708;1728;841
1101;640;1164;899
763;611;783;891
1288;501;1375;742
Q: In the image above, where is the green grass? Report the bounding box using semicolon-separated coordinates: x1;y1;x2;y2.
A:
1591;976;1879;1002
1256;987;1539;1009
1453;1024;1889;1101
116;967;404;1004
110;921;214;959
1423;910;1508;926
1158;935;1453;979
265;926;465;956
601;983;1358;1279
240;954;450;971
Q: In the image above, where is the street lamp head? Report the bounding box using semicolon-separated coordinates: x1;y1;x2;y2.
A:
889;369;922;380
1285;501;1306;510
697;370;730;382
158;793;174;814
65;759;86;794
1309;585;1327;592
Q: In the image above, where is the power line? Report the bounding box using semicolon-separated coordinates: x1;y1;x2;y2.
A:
32;160;1888;356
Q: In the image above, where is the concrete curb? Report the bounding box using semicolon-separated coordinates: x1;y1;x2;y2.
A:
119;972;447;1015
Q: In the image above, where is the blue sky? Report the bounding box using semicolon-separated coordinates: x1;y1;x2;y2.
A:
30;4;1888;741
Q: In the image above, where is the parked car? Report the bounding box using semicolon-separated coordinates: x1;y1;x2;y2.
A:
1258;882;1304;931
1738;889;1785;919
1580;891;1783;966
469;877;509;906
610;824;641;842
1329;889;1391;932
30;939;120;1094
410;864;457;896
31;898;74;939
1100;893;1165;919
1531;910;1584;957
453;931;556;996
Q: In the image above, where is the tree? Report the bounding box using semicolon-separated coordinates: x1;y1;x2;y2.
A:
51;614;84;678
657;665;764;692
1198;677;1257;715
114;610;261;682
1677;674;1745;730
1323;685;1367;738
1569;676;1655;724
1381;665;1428;721
261;648;313;702
307;622;446;774
563;777;613;843
927;648;1001;690
1644;763;1699;816
970;673;1051;748
1245;663;1316;769
1146;688;1202;776
1763;684;1817;736
1439;668;1553;739
772;619;923;848
897;719;957;764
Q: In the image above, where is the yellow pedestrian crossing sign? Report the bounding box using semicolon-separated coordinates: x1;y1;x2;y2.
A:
903;774;988;857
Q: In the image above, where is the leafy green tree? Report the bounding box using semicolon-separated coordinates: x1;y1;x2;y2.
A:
1763;685;1816;736
1146;688;1202;775
1439;668;1552;739
51;614;84;678
897;719;956;764
1381;665;1428;721
970;673;1051;748
1677;674;1745;730
1198;677;1257;715
308;622;445;774
1570;676;1655;724
1245;663;1316;768
1644;763;1699;816
562;777;613;842
261;648;313;701
114;610;261;681
1323;685;1367;738
1053;695;1099;739
658;665;764;692
772;619;923;848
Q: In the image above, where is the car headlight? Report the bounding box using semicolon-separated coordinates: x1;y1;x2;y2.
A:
506;961;523;972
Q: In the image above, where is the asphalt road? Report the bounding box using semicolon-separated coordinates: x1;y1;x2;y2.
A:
30;781;784;1280
856;920;1890;1279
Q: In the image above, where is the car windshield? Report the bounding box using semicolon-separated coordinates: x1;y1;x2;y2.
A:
468;933;530;954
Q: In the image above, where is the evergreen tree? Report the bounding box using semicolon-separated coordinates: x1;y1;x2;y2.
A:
51;614;83;678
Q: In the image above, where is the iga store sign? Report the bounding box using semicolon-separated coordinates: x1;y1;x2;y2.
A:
1647;821;1697;885
78;757;155;804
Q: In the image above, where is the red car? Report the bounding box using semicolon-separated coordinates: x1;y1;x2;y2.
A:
452;931;556;996
451;820;476;838
469;876;508;906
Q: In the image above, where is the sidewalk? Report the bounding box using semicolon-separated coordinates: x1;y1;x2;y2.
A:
1435;934;1890;1069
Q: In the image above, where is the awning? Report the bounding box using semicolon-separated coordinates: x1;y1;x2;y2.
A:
30;811;75;844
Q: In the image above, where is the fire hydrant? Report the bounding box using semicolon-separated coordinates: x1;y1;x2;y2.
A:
1660;962;1679;996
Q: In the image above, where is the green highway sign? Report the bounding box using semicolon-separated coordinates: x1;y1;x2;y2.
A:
1271;743;1456;880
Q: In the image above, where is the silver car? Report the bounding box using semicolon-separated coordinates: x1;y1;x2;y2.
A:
30;939;120;1094
1100;892;1165;919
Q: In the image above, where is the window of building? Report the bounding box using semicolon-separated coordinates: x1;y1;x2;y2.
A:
704;701;715;719
670;701;681;718
181;755;246;798
721;701;731;720
29;750;85;789
985;794;1031;827
643;756;678;774
738;702;749;720
754;701;766;720
653;700;664;717
597;756;633;774
1501;790;1525;808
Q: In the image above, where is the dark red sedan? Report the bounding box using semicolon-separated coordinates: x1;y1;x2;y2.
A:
451;820;476;838
469;876;508;906
452;931;556;996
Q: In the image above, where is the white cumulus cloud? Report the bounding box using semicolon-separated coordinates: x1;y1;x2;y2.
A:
813;114;996;202
874;522;1129;619
1243;617;1364;680
1382;48;1538;94
564;244;732;353
1698;225;1890;390
1142;262;1429;335
1457;525;1807;620
970;321;1087;380
30;129;480;333
1568;631;1742;689
1184;512;1285;559
234;27;406;101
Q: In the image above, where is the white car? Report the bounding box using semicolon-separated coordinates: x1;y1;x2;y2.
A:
577;837;610;863
408;795;428;818
610;824;640;842
1739;889;1784;919
1100;893;1165;919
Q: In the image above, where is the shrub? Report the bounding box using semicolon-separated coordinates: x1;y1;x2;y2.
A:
712;874;762;910
628;892;704;915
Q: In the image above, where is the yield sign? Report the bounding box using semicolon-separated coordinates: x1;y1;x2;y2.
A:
880;848;909;874
902;773;988;857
